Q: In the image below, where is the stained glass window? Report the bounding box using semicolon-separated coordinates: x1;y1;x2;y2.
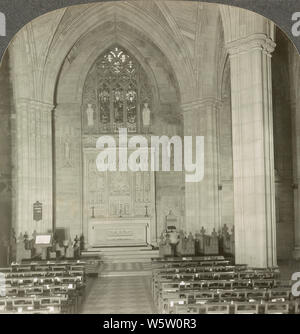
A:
83;45;152;134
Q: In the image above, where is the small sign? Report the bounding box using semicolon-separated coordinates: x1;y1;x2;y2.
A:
33;201;43;222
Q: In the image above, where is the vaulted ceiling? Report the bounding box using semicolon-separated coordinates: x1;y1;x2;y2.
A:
8;1;228;106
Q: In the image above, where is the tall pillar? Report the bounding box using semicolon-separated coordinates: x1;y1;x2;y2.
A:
182;98;220;234
292;100;300;260
227;34;277;267
15;99;53;235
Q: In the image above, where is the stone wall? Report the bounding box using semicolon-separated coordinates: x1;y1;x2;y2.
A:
0;52;12;265
54;103;83;240
54;26;184;242
272;28;294;260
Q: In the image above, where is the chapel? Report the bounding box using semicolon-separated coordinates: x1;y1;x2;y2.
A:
0;1;299;314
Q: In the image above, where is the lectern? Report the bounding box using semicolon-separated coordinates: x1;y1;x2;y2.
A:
34;234;52;260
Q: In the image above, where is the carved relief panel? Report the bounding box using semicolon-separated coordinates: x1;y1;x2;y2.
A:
83;150;155;220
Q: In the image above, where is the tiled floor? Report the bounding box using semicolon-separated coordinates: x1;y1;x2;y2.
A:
81;276;157;314
100;262;152;277
101;262;151;272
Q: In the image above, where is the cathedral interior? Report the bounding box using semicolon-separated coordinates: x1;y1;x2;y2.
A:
0;1;299;314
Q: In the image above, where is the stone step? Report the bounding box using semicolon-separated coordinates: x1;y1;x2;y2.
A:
84;246;158;255
82;249;159;264
87;246;152;252
86;250;158;257
102;257;158;262
86;254;158;263
83;246;159;266
101;258;154;263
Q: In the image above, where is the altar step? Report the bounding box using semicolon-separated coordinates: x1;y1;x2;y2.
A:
82;246;159;264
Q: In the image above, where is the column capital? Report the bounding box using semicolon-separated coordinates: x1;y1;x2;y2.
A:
15;98;54;113
226;33;276;56
181;97;222;114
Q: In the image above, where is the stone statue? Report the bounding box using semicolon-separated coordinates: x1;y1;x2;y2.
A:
86;104;95;127
80;234;85;251
142;103;151;128
66;239;74;259
73;235;80;259
64;140;72;168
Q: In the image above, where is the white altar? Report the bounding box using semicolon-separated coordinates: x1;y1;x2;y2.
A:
88;218;151;247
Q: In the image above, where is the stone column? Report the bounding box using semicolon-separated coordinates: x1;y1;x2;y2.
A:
15;99;53;235
227;34;277;267
182;98;220;234
292;100;300;260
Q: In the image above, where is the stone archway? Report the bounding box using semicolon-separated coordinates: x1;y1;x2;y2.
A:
52;13;184;243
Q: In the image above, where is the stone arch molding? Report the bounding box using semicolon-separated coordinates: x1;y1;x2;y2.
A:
43;2;196;106
8;1;238;108
7;2;300;108
55;26;166;109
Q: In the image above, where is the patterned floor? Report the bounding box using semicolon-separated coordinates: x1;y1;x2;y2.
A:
81;276;157;314
100;262;152;276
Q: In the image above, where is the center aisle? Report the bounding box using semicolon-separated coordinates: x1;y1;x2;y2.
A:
81;275;157;314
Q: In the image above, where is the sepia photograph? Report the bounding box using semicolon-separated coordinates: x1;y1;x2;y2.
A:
0;0;299;317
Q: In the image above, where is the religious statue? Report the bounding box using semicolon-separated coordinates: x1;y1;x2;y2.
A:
142;102;151;129
63;138;73;168
23;232;29;250
80;234;85;251
86;104;95;127
73;235;80;259
65;239;74;259
167;228;180;257
9;228;17;263
64;140;71;161
16;233;31;263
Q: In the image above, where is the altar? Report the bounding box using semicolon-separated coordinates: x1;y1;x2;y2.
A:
83;148;157;247
88;218;151;247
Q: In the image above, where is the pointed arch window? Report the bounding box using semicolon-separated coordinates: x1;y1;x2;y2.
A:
83;45;153;134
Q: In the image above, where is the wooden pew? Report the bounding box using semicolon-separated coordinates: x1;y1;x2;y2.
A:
159;293;188;314
11;261;86;272
205;303;231;314
0;260;87;314
174;304;204;314
4;283;78;296
159;287;279;313
234;302;260;314
0;295;70;314
174;303;231;314
269;288;291;301
265;302;290;314
3;269;85;279
151;257;293;314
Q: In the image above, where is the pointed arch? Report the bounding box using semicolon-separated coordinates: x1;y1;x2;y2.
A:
82;44;153;134
42;2;194;105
